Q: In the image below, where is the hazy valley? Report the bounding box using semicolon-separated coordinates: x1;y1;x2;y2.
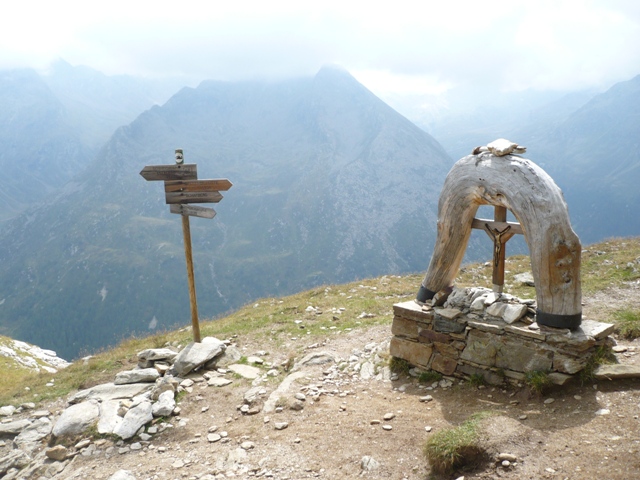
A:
0;63;639;360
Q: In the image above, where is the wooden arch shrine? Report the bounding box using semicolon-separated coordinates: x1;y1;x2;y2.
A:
416;153;582;329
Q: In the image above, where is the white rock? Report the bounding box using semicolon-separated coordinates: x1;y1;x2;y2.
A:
208;377;233;387
137;348;177;363
152;390;176;417
228;364;261;380
113;401;153;440
502;303;528;324
0;405;16;416
361;456;379;471
97;400;123;435
513;272;535;286
170;337;226;376
486;302;507;318
359;361;375;380
114;368;160;385
108;469;137;480
470;296;487;312
484;292;500;305
53;400;100;438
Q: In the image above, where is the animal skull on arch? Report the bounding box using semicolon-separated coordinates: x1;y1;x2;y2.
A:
472;138;526;157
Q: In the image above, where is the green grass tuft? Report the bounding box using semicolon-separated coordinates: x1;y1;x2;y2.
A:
579;345;617;384
423;411;493;474
613;308;640;340
389;356;411;376
418;370;443;384
467;373;486;387
524;370;552;395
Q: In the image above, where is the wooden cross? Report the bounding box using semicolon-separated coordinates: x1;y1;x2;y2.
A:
471;206;523;293
140;150;233;342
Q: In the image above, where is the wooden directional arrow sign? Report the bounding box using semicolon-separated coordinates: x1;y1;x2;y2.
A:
140;164;198;181
169;204;217;219
164;179;233;192
164;178;230;205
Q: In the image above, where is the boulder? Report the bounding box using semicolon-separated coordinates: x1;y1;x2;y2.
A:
52;400;100;438
169;337;226;376
207;345;243;368
152;390;176;417
113;401;153;440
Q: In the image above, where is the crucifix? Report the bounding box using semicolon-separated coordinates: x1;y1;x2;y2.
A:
471;206;523;293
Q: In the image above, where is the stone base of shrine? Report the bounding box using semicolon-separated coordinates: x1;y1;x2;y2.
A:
390;288;615;386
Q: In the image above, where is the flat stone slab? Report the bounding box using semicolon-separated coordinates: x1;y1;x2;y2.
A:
580;319;615;340
593;364;640;379
208;377;233;387
0;419;32;437
228;364;261;380
68;383;153;404
114;368;160;385
435;308;462;320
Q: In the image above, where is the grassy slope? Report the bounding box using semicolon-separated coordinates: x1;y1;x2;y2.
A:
1;237;639;407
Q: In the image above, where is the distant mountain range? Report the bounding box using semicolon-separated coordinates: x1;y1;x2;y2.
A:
0;66;452;359
408;75;640;245
1;62;638;360
0;60;181;222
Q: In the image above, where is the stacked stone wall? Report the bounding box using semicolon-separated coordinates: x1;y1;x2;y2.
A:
390;287;614;385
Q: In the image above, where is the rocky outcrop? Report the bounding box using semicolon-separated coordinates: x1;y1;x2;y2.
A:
0;337;69;374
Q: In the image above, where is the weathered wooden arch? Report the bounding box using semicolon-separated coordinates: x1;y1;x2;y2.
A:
417;154;582;329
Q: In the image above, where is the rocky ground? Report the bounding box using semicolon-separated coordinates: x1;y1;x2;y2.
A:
1;286;640;480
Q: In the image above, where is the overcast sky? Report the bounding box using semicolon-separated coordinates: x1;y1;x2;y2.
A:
3;0;640;99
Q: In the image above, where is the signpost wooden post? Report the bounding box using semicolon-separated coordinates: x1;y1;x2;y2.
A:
140;149;233;343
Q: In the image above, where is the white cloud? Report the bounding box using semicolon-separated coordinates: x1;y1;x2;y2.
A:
1;0;639;95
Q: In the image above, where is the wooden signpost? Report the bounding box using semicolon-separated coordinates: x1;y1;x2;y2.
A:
140;149;232;342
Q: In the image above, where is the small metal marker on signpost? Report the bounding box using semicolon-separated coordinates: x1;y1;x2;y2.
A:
140;149;233;342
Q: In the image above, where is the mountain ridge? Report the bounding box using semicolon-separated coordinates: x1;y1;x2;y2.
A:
0;67;452;360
